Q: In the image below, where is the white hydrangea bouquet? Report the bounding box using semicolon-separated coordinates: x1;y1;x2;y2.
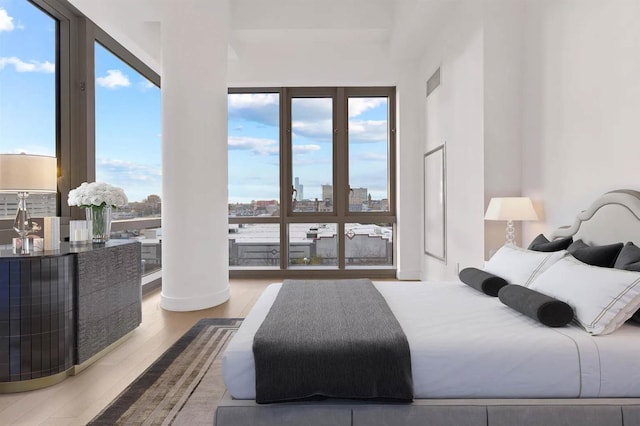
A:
68;182;128;243
68;182;128;208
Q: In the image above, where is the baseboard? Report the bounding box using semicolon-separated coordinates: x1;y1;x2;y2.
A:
395;269;421;280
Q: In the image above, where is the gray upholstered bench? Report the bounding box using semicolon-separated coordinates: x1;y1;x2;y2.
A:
215;392;640;426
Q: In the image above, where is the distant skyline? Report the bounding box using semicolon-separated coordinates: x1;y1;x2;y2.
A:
0;0;161;203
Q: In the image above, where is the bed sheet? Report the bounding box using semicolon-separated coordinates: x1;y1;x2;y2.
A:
222;281;640;399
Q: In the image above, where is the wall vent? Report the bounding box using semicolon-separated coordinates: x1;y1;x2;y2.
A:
426;67;440;97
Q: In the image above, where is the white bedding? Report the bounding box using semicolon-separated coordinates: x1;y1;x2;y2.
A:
222;281;640;400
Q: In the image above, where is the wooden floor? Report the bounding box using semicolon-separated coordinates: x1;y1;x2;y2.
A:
0;279;273;426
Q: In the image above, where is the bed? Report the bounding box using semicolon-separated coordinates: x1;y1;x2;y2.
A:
216;190;640;426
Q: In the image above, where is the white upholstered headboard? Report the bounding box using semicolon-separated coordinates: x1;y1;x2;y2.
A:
551;190;640;246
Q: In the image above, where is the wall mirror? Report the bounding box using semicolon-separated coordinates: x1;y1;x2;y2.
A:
424;143;447;263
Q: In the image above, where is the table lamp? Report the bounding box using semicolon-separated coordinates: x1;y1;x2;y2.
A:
485;197;538;245
0;154;57;253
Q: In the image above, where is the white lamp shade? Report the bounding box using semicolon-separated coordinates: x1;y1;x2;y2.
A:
485;197;538;221
0;154;57;193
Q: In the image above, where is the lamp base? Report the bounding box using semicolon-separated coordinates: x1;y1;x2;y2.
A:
12;237;31;254
506;220;515;245
13;192;33;254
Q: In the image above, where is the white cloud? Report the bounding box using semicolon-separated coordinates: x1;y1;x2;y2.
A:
96;69;131;89
348;120;387;143
97;158;161;179
292;157;331;167
138;79;156;91
228;93;279;127
291;145;325;168
228;93;278;110
291;98;332;121
355;152;387;162
0;56;55;73
228;136;278;156
0;8;15;32
292;144;321;154
292;119;332;140
96;158;162;202
227;95;338;139
348;98;386;118
290;117;387;143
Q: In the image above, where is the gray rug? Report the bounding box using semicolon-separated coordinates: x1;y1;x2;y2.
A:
89;318;242;425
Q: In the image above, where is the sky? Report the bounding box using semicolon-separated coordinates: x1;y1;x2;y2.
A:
0;0;161;203
1;0;389;207
228;94;389;204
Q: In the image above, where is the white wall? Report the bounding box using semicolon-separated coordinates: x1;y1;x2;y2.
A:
418;0;529;279
521;0;640;241
228;42;396;87
67;0;161;73
420;5;486;280
230;41;423;279
482;0;526;257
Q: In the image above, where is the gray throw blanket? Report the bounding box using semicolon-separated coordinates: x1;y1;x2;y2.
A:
253;279;414;404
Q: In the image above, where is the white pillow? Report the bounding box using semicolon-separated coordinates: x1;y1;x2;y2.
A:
484;244;566;287
529;256;640;335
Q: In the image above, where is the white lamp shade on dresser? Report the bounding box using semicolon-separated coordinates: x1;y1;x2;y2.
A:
0;154;57;193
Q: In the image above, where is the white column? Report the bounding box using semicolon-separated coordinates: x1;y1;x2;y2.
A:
395;63;423;280
160;0;230;311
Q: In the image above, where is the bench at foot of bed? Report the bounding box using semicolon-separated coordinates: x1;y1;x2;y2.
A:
215;391;640;426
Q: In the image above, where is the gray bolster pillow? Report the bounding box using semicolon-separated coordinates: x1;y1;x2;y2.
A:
459;267;508;297
498;284;574;327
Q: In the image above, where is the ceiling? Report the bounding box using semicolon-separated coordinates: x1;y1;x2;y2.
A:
68;0;460;72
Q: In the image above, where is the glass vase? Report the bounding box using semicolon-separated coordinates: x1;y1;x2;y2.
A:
86;205;112;243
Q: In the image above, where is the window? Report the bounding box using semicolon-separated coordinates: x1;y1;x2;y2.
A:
228;92;280;217
229;223;280;267
289;223;337;267
0;1;161;284
228;87;396;275
0;0;57;219
290;96;333;213
347;96;390;213
94;42;161;220
345;223;393;266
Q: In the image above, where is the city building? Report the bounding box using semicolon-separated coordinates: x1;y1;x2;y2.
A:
294;177;304;201
321;184;333;205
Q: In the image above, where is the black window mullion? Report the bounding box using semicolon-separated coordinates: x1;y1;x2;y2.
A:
335;88;347;269
280;87;289;269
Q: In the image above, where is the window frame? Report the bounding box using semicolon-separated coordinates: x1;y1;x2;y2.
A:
0;0;161;243
286;87;338;217
89;27;161;231
227;87;283;225
0;0;74;241
228;86;397;278
343;86;396;219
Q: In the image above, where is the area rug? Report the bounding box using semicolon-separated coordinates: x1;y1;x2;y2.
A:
89;318;243;425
